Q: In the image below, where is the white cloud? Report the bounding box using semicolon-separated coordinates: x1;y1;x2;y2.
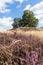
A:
15;0;24;8
0;8;10;13
0;27;5;31
0;0;27;12
0;0;14;13
0;0;27;13
31;1;43;14
15;0;28;3
24;1;43;25
24;5;31;10
0;0;13;8
15;0;24;3
16;0;28;8
0;17;13;30
16;4;21;8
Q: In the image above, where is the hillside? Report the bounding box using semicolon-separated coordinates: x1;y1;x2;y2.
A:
0;27;43;65
9;27;43;39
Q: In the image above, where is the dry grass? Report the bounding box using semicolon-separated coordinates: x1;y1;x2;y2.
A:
0;27;43;40
8;27;43;40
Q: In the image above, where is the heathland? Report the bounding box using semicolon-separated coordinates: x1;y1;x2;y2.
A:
0;27;43;65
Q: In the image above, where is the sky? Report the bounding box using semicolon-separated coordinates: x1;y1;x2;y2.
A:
0;0;43;30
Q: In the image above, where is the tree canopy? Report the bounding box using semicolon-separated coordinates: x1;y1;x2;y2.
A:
12;10;39;28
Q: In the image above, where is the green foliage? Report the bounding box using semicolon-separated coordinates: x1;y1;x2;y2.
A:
12;18;21;28
12;10;39;28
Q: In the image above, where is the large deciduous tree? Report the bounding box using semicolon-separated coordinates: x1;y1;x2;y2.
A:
12;10;39;28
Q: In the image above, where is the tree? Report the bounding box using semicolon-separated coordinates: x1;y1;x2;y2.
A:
12;10;39;28
12;18;20;28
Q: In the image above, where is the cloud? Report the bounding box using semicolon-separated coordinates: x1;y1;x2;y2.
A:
15;0;24;3
0;0;13;8
0;0;27;13
0;17;13;30
0;0;14;13
24;5;31;10
15;0;28;3
31;1;43;14
0;27;5;31
15;0;26;8
0;8;10;13
16;4;21;8
24;1;43;25
16;0;28;8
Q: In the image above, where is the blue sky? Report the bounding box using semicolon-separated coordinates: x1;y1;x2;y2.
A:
0;0;43;30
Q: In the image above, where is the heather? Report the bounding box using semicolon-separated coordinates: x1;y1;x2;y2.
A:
0;32;43;65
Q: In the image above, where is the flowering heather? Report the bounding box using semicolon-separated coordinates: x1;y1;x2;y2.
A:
0;33;43;65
